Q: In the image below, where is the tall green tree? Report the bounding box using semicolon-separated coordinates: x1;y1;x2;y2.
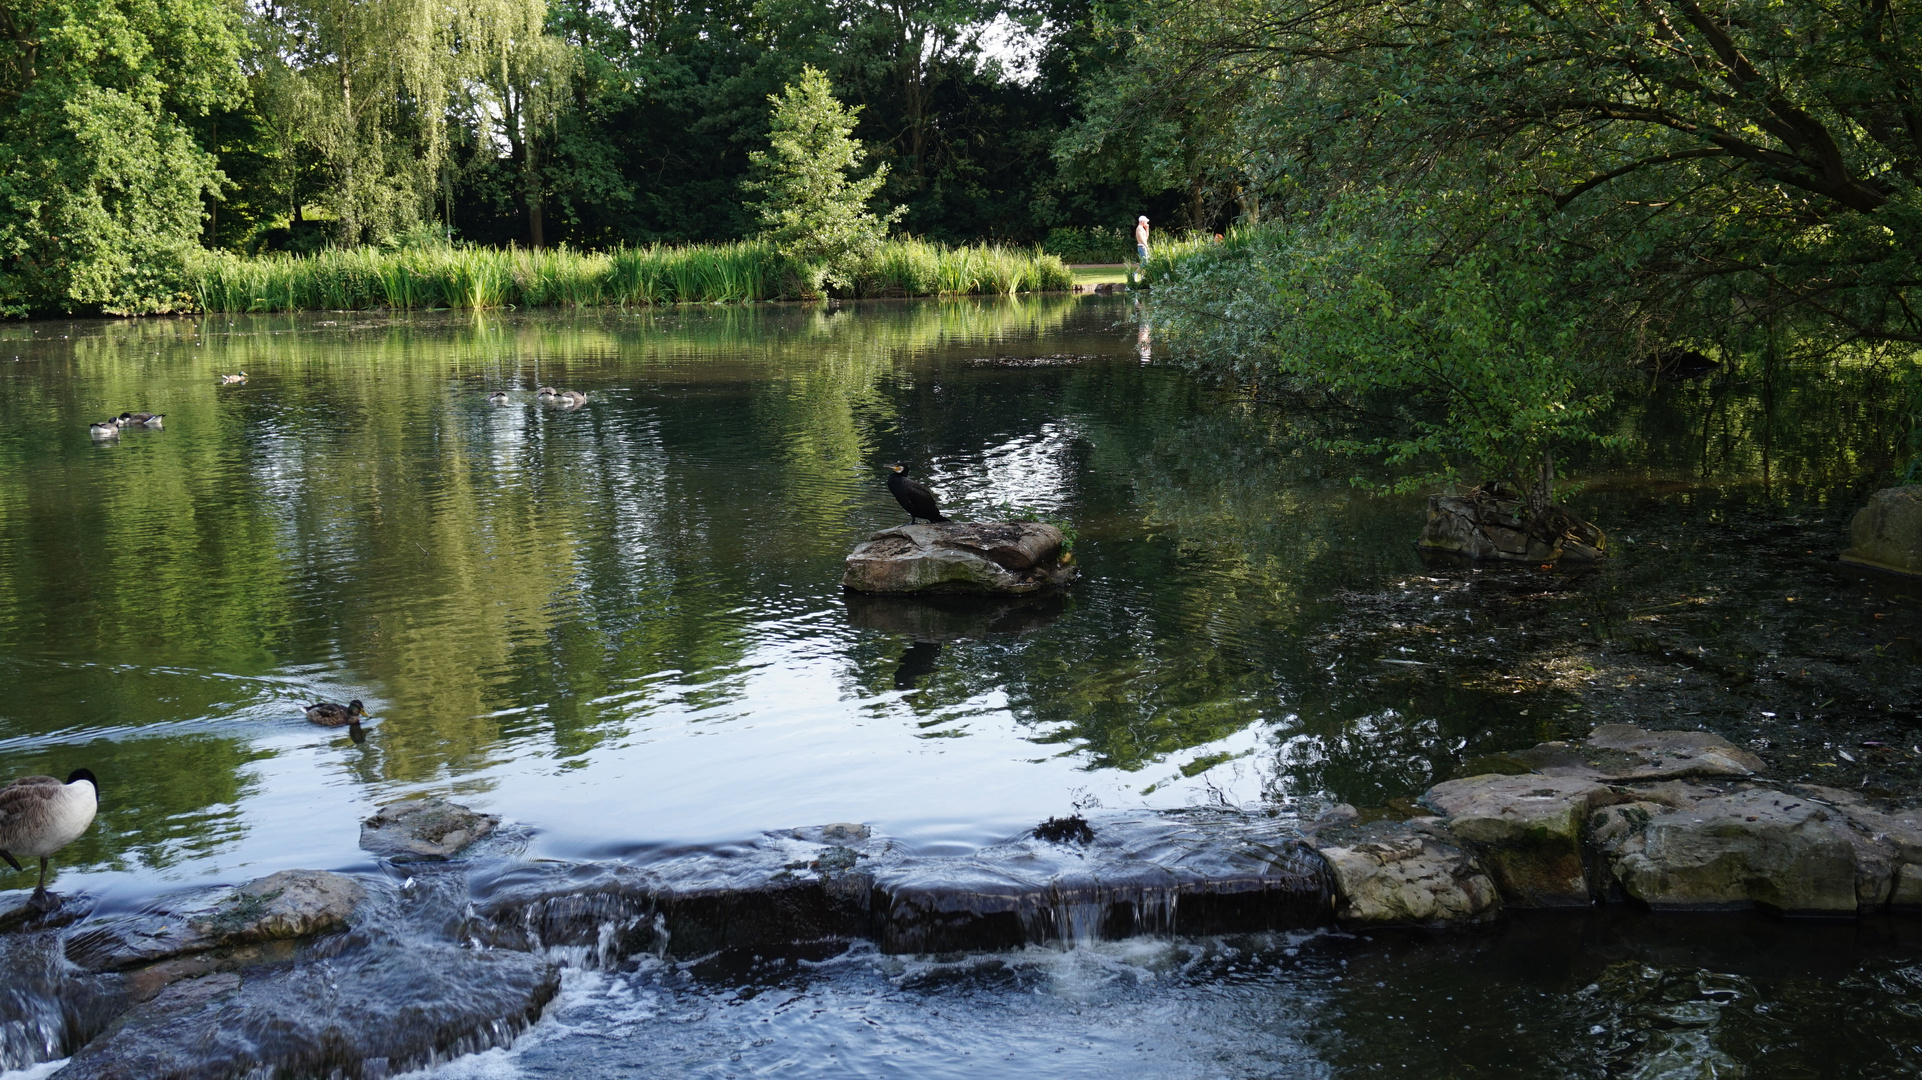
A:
0;0;245;313
745;65;904;291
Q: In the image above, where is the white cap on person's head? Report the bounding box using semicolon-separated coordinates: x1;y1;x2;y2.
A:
1138;215;1149;222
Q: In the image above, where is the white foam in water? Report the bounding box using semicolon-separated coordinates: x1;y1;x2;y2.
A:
0;1060;71;1080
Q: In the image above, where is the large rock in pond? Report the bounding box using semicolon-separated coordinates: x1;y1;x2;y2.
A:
1421;773;1618;907
843;522;1077;594
360;797;499;861
1305;813;1501;927
65;870;365;973
1602;787;1860;914
1417;485;1605;564
1840;485;1922;576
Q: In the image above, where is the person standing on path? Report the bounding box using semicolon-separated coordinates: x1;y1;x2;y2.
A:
1134;215;1150;264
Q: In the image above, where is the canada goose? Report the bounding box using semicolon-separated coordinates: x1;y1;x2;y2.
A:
0;769;99;909
536;386;559;399
884;464;948;524
116;412;164;428
89;421;120;439
305;700;367;727
220;372;248;384
488;391;511;405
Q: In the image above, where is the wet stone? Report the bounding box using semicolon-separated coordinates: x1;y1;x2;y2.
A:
1839;485;1922;576
1421;773;1617;907
1504;724;1763;783
65;870;364;973
1307;818;1502;927
360;797;500;861
55;939;559;1080
842;522;1078;594
1603;787;1859;914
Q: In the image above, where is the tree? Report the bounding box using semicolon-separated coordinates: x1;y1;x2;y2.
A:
745;65;904;292
0;0;245;314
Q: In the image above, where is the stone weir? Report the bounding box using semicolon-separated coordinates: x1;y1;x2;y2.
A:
465;813;1331;966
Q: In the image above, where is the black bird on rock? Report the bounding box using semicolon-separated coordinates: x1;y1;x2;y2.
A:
885;464;948;524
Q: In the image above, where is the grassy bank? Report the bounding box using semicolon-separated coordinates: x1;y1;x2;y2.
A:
188;240;1073;313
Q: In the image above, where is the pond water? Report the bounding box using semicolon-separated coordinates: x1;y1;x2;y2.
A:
2;297;1920;1077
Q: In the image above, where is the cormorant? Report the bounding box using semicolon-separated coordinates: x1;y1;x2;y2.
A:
885;464;948;524
0;769;98;910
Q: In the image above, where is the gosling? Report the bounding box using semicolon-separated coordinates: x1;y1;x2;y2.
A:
557;390;587;407
536;386;559;399
0;769;99;910
488;391;511;405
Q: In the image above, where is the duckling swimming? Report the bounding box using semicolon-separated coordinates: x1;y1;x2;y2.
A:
304;700;367;727
0;769;98;910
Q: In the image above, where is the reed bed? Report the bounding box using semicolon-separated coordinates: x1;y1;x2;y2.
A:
189;241;1071;313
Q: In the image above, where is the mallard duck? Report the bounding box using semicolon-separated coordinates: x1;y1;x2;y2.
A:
89;421;120;439
220;372;248;384
116;412;164;428
304;700;367;727
0;769;98;910
536;386;559;399
885;463;948;524
488;391;511;405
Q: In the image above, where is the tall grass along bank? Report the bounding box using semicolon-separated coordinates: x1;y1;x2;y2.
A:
188;241;1071;313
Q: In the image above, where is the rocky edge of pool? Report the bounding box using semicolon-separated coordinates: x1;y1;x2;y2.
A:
3;721;1918;1078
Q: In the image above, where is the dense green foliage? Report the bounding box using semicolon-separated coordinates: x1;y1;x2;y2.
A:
1120;0;1922;488
0;0;245;314
746;67;905;293
187;238;1070;311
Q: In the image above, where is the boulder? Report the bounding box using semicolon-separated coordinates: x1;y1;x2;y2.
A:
1307;818;1501;926
1840;485;1922;576
1421;773;1617;907
1500;724;1763;783
360;797;500;861
65;870;364;973
1603;788;1859;914
1416;486;1606;564
1790;785;1922;910
55;942;559;1080
842;522;1078;594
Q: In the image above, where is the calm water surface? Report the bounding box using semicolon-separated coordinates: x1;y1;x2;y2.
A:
2;297;1919;1078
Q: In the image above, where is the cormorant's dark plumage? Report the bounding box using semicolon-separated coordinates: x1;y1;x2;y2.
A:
885;464;948;524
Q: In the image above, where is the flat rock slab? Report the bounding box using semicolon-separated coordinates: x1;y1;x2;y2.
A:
1421;773;1618;907
1604;787;1859;914
55;939;559;1080
1307;817;1501;927
1502;724;1763;782
65;870;364;973
1840;485;1922;576
361;797;500;860
843;522;1077;594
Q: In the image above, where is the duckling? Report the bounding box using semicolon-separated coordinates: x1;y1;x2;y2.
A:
89;421;120;439
0;769;99;910
304;699;367;727
557;390;587;407
220;372;248;384
116;412;164;428
536;386;559;399
488;391;511;405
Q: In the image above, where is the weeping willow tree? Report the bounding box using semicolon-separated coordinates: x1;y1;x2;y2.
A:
251;0;574;245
